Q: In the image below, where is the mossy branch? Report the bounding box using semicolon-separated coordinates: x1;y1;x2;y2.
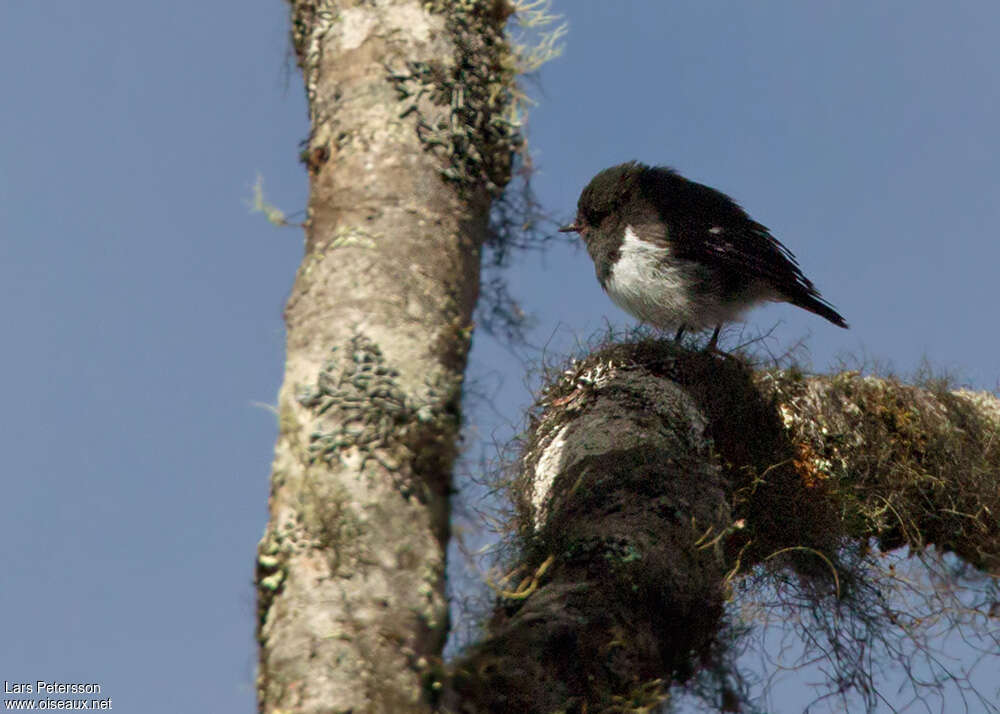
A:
444;339;1000;712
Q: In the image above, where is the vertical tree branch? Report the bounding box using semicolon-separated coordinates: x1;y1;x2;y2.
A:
256;2;519;712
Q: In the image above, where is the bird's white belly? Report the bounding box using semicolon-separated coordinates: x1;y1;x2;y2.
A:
604;226;758;330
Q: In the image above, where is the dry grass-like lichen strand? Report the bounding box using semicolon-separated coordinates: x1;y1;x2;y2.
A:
387;0;523;196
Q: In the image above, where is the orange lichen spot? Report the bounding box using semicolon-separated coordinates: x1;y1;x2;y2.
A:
794;442;827;489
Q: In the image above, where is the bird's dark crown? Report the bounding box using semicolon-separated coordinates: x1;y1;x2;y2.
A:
572;162;644;230
562;161;686;239
576;161;643;225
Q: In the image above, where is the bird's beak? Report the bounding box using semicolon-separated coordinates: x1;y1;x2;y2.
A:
558;222;580;233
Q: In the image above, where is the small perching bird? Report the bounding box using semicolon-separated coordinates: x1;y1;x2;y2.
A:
560;162;848;347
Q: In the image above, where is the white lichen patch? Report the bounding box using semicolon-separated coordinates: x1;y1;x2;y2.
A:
779;403;795;429
573;359;619;390
335;7;379;50
953;388;1000;425
334;3;434;54
556;358;621;398
386;3;434;44
531;422;570;527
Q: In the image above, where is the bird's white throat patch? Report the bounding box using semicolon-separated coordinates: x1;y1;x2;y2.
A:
605;225;755;330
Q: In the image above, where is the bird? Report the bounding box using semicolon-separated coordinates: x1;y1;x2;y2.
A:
559;162;848;348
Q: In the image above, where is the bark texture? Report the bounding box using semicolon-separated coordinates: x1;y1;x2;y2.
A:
445;340;1000;712
257;2;517;712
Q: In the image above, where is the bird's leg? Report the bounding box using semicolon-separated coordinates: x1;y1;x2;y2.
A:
674;324;687;342
707;325;721;351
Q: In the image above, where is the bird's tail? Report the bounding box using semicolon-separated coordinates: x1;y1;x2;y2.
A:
789;292;849;329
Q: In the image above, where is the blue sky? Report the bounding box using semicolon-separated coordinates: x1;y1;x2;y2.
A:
2;2;998;712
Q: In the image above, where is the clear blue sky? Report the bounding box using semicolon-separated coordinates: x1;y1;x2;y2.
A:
2;2;998;712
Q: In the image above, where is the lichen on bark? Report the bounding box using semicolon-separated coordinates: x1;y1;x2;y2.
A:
257;2;525;712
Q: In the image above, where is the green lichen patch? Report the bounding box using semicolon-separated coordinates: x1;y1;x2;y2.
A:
255;510;325;637
387;3;521;196
297;333;462;501
255;524;291;634
298;334;410;460
387;0;565;198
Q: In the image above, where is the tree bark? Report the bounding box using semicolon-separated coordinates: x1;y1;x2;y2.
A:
445;340;1000;712
256;2;518;712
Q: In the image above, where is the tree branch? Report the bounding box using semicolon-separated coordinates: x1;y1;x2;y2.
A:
257;2;522;711
445;339;1000;711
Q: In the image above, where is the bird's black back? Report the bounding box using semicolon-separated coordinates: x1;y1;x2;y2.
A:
633;164;847;327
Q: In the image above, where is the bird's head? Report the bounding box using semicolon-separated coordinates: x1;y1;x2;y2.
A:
559;161;645;241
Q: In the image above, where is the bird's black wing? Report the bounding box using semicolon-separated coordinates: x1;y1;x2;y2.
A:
641;168;847;327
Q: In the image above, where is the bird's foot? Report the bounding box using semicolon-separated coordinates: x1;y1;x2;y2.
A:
705;325;722;351
704;325;739;359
